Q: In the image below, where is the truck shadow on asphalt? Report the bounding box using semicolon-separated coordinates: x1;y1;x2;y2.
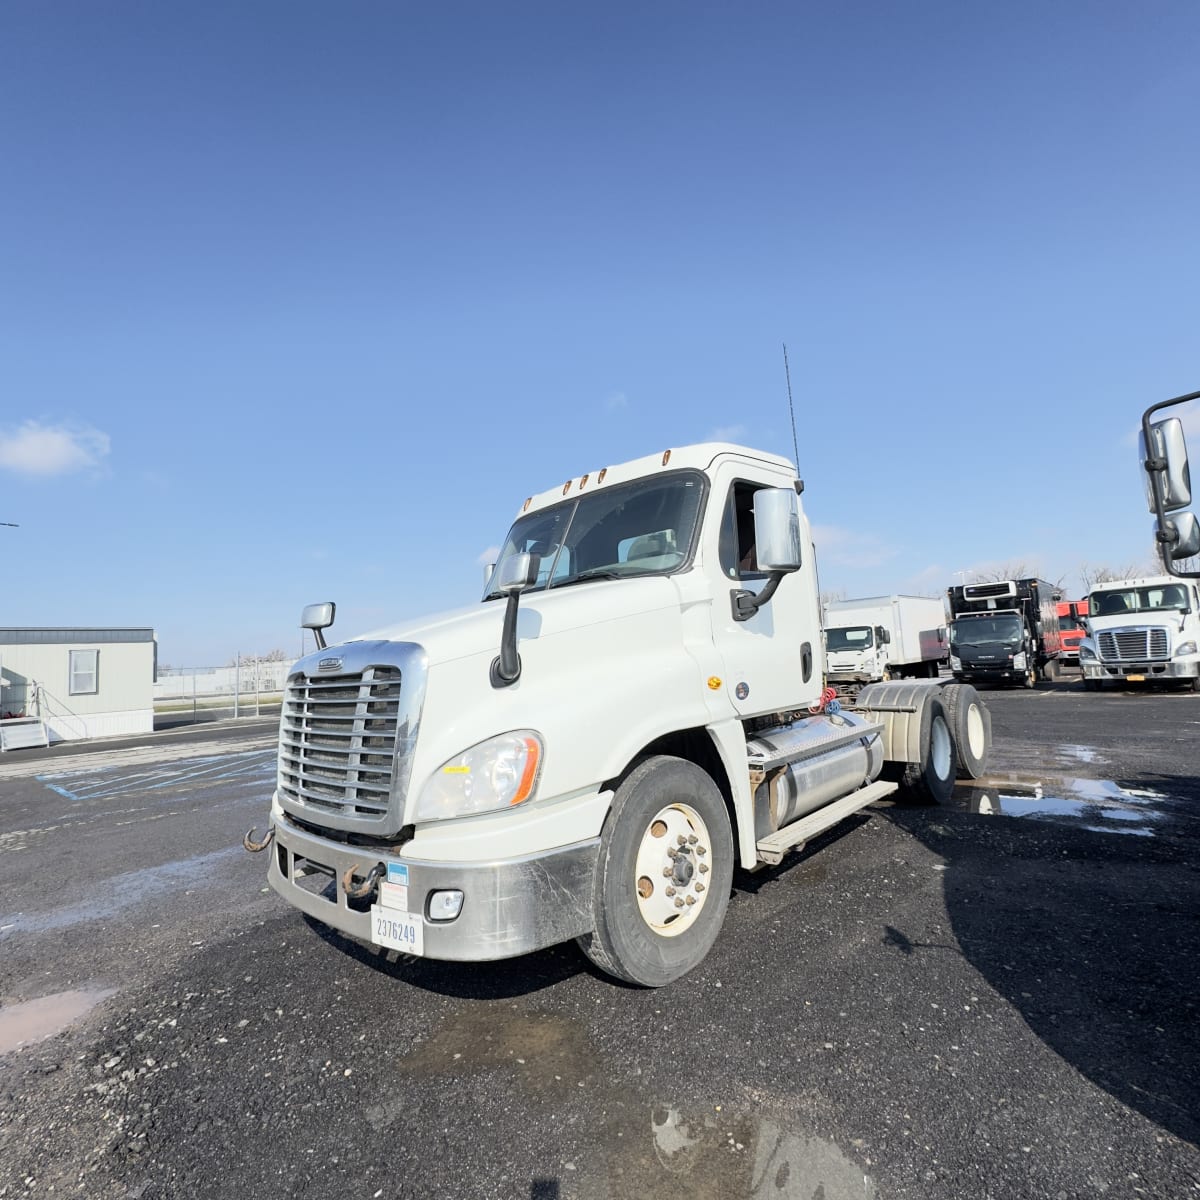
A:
882;794;1200;1147
302;913;591;999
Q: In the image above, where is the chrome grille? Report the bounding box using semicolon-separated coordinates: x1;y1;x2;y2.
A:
278;666;402;820
1097;628;1169;662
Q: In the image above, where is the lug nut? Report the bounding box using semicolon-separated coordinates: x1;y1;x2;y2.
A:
695;882;705;892
677;834;687;845
665;886;676;897
674;898;685;908
662;867;673;878
688;835;698;845
699;863;709;874
696;846;707;856
685;895;696;906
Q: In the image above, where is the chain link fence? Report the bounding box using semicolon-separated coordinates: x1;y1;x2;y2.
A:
154;659;290;727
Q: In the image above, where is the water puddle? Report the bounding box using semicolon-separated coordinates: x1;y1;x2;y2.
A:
572;1104;877;1199
0;987;116;1055
950;776;1168;836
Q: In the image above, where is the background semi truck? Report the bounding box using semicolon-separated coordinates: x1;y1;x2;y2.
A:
947;578;1062;687
1056;600;1088;666
1078;575;1200;691
247;442;991;987
823;594;947;696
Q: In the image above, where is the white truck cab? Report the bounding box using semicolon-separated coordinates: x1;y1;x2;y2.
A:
251;443;990;985
1079;575;1200;690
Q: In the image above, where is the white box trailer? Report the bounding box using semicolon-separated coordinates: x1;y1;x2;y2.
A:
824;595;948;690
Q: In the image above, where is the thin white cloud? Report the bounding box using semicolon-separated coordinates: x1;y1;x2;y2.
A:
811;524;899;570
708;424;747;443
477;545;501;566
0;420;111;477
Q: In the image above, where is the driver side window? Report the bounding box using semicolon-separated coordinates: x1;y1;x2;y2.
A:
718;482;764;580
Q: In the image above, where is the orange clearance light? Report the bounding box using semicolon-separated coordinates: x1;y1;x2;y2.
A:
522;497;532;512
597;468;607;484
562;480;572;495
579;473;589;489
662;450;672;466
707;676;722;691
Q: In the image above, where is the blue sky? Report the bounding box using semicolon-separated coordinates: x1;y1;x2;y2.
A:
2;2;1198;665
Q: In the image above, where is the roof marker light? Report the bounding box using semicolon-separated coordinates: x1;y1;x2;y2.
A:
662;450;672;466
597;468;607;484
579;474;589;489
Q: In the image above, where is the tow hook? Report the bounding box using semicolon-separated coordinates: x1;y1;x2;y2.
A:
243;826;275;853
342;861;386;901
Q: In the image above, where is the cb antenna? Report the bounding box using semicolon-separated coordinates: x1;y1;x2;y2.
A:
782;342;800;469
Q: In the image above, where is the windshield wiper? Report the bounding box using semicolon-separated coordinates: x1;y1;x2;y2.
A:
552;569;623;589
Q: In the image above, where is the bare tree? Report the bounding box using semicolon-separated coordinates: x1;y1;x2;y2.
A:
969;562;1033;583
1078;562;1157;591
820;588;849;608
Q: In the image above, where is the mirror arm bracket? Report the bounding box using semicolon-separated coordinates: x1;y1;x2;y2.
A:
731;571;786;623
490;593;523;687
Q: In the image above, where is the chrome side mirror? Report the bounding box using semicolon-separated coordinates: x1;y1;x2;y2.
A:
495;552;539;594
753;488;802;572
1140;391;1200;578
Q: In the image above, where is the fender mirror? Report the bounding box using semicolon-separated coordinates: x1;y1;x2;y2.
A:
301;602;336;649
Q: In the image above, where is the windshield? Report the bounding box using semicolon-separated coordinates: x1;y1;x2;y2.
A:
1089;584;1191;617
1057;615;1086;632
486;471;705;598
825;626;873;651
951;614;1022;645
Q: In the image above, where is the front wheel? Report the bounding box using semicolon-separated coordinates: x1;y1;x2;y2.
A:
578;756;734;987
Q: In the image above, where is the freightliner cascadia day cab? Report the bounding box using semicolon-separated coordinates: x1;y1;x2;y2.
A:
946;578;1062;688
246;444;992;987
1078;576;1200;690
823;594;948;697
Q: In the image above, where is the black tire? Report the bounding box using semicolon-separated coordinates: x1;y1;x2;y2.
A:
940;683;991;779
577;756;734;987
890;696;957;805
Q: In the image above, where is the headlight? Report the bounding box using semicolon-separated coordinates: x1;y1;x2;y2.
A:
1079;644;1097;662
1012;652;1027;669
415;730;543;821
950;655;961;671
1176;640;1198;657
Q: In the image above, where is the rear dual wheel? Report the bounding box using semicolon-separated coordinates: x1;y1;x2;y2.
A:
940;683;990;779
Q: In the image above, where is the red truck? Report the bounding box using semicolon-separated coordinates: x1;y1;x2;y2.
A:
1056;600;1087;665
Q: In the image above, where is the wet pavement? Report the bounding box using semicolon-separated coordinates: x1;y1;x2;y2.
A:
0;690;1198;1198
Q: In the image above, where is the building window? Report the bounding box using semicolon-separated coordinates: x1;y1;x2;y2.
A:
69;649;99;695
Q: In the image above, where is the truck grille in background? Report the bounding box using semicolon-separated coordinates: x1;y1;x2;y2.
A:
1097;629;1168;662
278;667;402;820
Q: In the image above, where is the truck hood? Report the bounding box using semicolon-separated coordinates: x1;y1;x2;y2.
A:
344;577;683;668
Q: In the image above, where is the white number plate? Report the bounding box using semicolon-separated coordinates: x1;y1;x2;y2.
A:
370;905;424;956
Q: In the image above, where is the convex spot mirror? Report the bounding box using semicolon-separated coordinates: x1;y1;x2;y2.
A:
1141;416;1192;513
1161;512;1200;561
753;488;803;572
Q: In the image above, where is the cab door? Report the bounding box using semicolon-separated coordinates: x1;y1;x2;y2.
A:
705;467;825;717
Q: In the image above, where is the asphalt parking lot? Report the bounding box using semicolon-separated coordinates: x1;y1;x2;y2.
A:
1;681;1198;1199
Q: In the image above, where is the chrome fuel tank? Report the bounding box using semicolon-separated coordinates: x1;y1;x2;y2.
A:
746;711;883;837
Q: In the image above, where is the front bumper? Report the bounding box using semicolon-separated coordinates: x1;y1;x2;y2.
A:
953;665;1022;683
268;815;600;961
1082;660;1200;682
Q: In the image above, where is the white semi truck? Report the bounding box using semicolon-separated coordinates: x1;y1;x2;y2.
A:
823;594;947;695
1078;575;1200;691
246;443;991;986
